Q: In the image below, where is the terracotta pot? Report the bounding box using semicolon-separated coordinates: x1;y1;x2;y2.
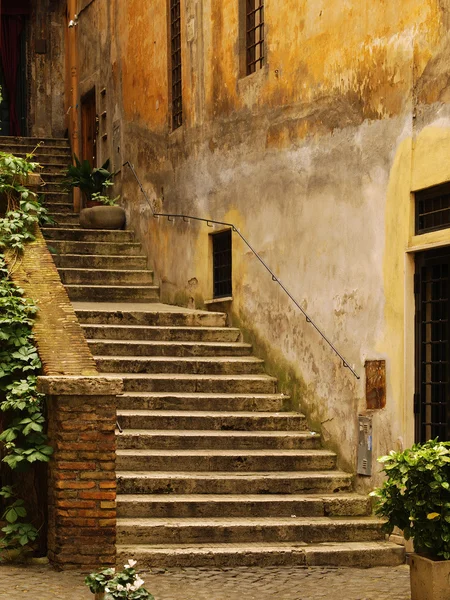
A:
410;553;450;600
79;205;126;230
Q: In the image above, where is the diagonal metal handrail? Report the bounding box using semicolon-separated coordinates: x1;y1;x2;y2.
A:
123;161;360;379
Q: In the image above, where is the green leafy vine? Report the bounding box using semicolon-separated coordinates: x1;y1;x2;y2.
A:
0;150;53;557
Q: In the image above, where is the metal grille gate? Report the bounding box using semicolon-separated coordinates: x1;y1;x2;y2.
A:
415;249;450;442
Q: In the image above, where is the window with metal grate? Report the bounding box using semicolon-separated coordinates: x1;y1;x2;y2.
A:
212;230;232;299
170;0;182;130
416;182;450;235
246;0;264;75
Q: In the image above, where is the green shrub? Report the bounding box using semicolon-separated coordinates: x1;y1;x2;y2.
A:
371;439;450;559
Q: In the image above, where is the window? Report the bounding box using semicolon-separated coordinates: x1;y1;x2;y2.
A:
212;230;232;298
170;0;182;130
245;0;264;75
416;183;450;235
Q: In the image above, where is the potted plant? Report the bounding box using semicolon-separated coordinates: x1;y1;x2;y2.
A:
85;559;154;600
371;438;450;600
65;156;126;229
65;155;115;206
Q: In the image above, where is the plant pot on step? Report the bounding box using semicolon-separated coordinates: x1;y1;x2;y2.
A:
410;554;450;600
79;205;126;230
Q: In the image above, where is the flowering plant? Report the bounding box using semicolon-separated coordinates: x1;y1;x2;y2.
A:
85;560;154;599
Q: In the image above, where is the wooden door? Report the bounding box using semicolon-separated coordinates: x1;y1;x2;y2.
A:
81;89;97;165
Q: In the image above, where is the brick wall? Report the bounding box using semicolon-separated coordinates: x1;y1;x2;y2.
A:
39;376;122;569
6;226;97;376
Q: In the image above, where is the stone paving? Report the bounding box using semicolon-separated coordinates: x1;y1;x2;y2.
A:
0;563;411;600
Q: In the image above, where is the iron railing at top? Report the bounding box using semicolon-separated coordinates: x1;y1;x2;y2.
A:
123;160;360;380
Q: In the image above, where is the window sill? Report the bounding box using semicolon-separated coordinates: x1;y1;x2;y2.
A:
204;296;233;305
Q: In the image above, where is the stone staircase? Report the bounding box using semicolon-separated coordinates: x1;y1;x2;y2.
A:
5;136;404;568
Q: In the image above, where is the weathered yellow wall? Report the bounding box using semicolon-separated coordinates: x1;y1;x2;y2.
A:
73;0;450;486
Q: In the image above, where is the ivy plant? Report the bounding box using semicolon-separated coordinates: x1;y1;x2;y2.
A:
371;438;450;560
0;146;53;558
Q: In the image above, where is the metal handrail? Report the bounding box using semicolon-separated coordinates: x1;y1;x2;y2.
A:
123;160;360;379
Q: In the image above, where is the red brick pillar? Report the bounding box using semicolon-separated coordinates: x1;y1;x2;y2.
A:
38;376;123;570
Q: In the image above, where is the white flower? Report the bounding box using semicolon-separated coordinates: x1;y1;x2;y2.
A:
116;584;125;591
126;583;133;591
134;576;145;589
125;559;137;568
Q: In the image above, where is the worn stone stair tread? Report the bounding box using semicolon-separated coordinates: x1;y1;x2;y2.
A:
117;448;335;458
117;427;311;435
117;470;350;480
66;284;159;290
95;355;263;363
117;492;361;503
116;541;405;567
73;301;225;315
59;253;147;260
108;373;277;381
116;516;381;527
59;268;152;275
117;410;304;419
118;391;287;399
88;339;250;348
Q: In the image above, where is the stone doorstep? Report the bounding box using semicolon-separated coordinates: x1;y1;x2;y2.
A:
117;541;405;568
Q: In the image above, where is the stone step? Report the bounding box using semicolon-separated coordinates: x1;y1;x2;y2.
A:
40;181;67;192
0;136;71;151
42;202;74;214
0;136;70;148
89;339;251;357
74;306;227;327
37;163;68;174
39;171;67;182
81;324;241;342
65;284;160;303
58;268;154;285
116;429;319;450
43;227;134;242
116;410;307;431
47;240;143;256
10;151;69;164
116;449;337;472
39;191;72;203
54;254;148;270
116;516;384;545
113;373;278;393
117;470;353;495
116;541;405;568
96;355;265;375
116;392;290;412
50;213;80;227
116;493;371;519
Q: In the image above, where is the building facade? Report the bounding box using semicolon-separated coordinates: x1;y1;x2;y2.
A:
8;0;450;487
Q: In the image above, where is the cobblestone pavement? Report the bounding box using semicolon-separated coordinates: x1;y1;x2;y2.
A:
0;563;411;600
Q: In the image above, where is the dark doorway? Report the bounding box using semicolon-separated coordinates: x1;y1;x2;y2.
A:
0;1;29;136
81;89;97;165
415;248;450;443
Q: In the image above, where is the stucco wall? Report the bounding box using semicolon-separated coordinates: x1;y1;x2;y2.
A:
29;0;66;137
73;0;450;488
